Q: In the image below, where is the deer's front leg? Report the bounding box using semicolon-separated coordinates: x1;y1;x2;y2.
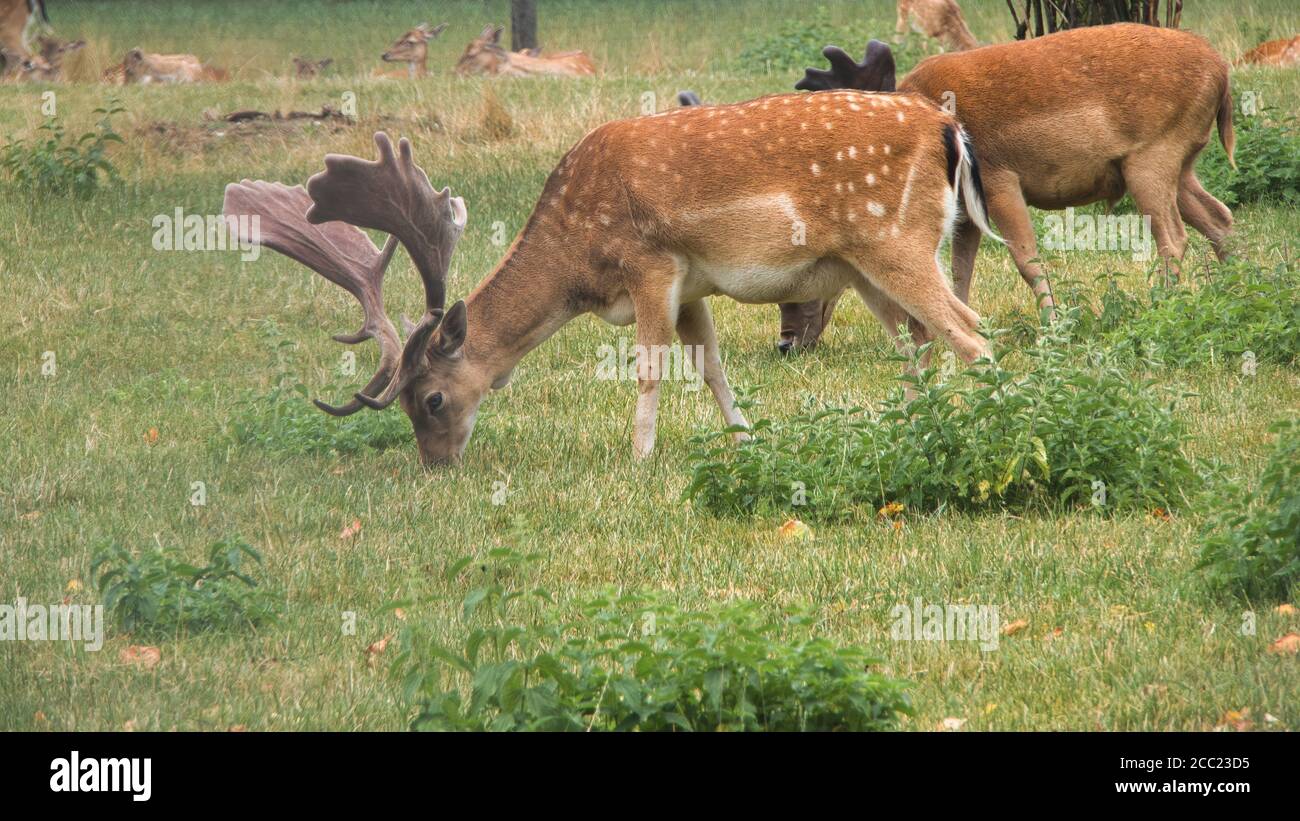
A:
630;281;679;459
676;300;749;442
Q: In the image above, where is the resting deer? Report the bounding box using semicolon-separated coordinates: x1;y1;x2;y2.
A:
895;0;978;52
293;56;333;78
1235;35;1300;67
455;25;596;77
780;23;1236;351
114;48;227;83
225;95;999;465
378;22;445;78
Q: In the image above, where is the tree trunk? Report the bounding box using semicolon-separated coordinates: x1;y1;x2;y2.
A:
511;0;538;52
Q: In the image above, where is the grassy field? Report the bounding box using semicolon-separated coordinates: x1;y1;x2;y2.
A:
2;0;1298;731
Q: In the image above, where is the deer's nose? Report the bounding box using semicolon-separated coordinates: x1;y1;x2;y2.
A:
776;337;796;355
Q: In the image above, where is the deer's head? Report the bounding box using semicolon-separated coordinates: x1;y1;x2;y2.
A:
224;133;482;467
455;25;508;75
382;22;446;66
32;36;84;80
293;56;333;78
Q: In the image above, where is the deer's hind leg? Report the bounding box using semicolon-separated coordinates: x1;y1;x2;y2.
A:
847;249;988;365
1178;169;1234;261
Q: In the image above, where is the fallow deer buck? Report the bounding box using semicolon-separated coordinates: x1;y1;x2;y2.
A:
779;23;1236;351
455;25;596;77
378;22;446;78
225;95;999;465
895;0;978;52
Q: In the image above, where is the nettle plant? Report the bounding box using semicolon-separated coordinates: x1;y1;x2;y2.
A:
91;536;280;635
1102;259;1300;369
0;102;123;196
1197;418;1300;603
685;312;1198;520
393;550;912;732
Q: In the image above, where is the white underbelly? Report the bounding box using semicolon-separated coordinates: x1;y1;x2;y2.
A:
680;255;855;305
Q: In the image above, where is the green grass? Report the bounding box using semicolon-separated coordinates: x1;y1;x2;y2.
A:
2;0;1299;731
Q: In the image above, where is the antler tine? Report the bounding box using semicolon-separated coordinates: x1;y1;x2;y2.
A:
305;132;467;322
795;41;896;93
222;180;403;416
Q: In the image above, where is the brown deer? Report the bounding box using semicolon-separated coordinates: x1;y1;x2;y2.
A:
378;22;446;78
455;25;596;77
10;33;82;81
895;0;978;52
1235;35;1300;67
0;0;45;58
114;48;227;83
780;23;1236;351
225;96;999;465
293;56;333;78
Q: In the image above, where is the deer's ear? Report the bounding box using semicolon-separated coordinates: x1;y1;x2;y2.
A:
490;26;504;43
433;300;468;356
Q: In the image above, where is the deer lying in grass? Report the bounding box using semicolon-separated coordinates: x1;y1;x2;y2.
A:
105;48;227;84
778;23;1236;351
293;56;333;78
378;22;445;78
895;0;978;52
225;97;999;465
1236;35;1300;67
455;25;596;77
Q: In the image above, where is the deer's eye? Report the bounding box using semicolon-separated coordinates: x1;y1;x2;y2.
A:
425;392;445;414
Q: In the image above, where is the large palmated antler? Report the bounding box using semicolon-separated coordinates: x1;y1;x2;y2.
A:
795;40;897;93
223;180;404;416
306;132;466;321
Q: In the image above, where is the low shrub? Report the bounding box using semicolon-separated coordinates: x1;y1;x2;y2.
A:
1197;418;1300;602
396;551;912;731
91;536;280;635
1087;261;1300;368
1;103;123;196
1196;111;1300;207
684;314;1197;520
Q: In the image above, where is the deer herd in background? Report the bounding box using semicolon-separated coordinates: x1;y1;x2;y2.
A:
3;0;1299;465
0;0;598;83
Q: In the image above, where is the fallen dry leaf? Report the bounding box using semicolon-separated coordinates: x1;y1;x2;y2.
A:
144;427;159;445
1267;632;1300;655
1149;507;1171;521
939;717;966;731
65;579;82;594
123;719;137;732
393;608;407;621
365;635;393;667
20;510;41;521
777;518;814;542
1001;618;1029;637
228;724;248;732
1275;604;1298;616
33;711;47;724
119;645;161;669
339;519;362;540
